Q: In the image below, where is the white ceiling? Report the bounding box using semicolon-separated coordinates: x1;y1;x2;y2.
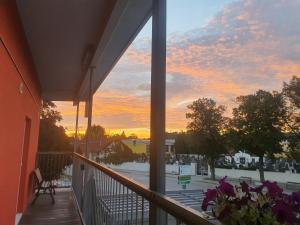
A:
16;0;152;101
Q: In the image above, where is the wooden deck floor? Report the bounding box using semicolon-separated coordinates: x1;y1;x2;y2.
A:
19;189;82;225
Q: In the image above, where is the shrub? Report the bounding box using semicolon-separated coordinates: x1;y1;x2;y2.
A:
202;177;300;225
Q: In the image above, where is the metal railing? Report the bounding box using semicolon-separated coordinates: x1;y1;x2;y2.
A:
36;152;73;188
72;153;218;225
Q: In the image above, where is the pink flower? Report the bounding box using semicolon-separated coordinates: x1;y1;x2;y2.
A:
262;181;283;198
202;189;217;211
292;191;300;204
272;201;294;224
219;177;235;197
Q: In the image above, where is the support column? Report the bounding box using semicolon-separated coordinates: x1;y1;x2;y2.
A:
149;0;167;224
85;67;94;157
74;102;79;152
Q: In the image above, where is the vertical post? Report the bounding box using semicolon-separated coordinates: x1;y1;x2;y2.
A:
149;0;166;224
74;102;79;152
85;67;94;157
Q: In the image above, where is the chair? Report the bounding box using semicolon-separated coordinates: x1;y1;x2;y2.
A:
31;168;55;204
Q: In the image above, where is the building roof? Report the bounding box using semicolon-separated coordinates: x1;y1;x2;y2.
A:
16;0;152;101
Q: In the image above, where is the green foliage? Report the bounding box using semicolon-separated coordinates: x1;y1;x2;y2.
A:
283;76;300;109
101;141;141;165
85;124;106;141
174;132;193;154
231;90;288;181
38;101;72;152
232;90;287;156
186;98;229;180
283;76;300;158
38;101;72;180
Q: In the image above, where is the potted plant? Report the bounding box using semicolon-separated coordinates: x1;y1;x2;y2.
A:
202;177;300;225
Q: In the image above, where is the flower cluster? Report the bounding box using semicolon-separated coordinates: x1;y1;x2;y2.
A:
202;177;300;225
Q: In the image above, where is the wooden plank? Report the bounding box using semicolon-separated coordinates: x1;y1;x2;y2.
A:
19;190;82;225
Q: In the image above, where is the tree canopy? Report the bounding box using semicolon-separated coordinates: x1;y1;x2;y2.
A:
186;98;229;180
174;132;193;155
283;76;300;158
38;101;72;181
38;101;72;152
85;125;106;141
100;141;141;165
231;90;288;181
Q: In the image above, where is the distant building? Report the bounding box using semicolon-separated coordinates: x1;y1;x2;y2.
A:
225;151;261;167
122;139;149;154
122;138;176;155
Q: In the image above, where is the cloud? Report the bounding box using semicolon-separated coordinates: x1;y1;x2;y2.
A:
58;0;300;137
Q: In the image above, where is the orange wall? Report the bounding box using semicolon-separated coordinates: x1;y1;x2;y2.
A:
0;2;41;225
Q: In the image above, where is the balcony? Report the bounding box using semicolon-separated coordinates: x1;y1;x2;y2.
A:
19;152;218;225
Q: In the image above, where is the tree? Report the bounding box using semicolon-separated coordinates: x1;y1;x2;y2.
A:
174;132;190;155
231;90;287;182
127;133;138;139
101;141;140;165
85;124;106;141
186;98;228;180
38;101;72;152
283;76;300;159
38;101;72;180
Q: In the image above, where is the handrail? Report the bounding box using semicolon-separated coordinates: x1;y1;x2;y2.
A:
37;151;73;155
74;153;219;225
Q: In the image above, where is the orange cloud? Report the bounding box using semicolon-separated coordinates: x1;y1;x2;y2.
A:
57;0;300;138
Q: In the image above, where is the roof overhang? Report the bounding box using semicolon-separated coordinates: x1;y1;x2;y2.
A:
16;0;152;101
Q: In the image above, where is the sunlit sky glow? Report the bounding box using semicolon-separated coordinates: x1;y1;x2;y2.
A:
56;0;300;138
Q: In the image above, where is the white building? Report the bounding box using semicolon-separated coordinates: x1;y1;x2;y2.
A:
225;151;260;167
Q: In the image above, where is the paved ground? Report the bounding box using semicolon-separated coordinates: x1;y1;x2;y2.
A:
116;169;297;193
117;169;217;191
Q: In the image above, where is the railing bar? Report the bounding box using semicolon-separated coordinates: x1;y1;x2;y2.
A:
100;171;104;225
118;182;121;225
52;154;56;184
59;154;63;187
116;180;119;225
109;175;112;223
126;186;129;223
116;181;120;224
49;154;52;183
73;153;217;225
112;178;116;224
62;154;65;186
56;153;60;184
37;151;73;154
95;169;98;225
115;179;118;225
116;179;119;224
105;173;108;225
131;189;133;225
141;197;144;225
56;154;59;187
100;173;102;225
135;193;138;225
122;185;125;224
100;170;103;197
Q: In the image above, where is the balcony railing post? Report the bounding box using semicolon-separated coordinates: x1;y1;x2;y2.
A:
149;0;167;224
74;102;79;152
86;67;94;157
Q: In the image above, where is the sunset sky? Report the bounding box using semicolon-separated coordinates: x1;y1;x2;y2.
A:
56;0;300;138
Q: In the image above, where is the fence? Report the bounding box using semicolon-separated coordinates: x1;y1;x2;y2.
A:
72;153;218;225
36;152;73;188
